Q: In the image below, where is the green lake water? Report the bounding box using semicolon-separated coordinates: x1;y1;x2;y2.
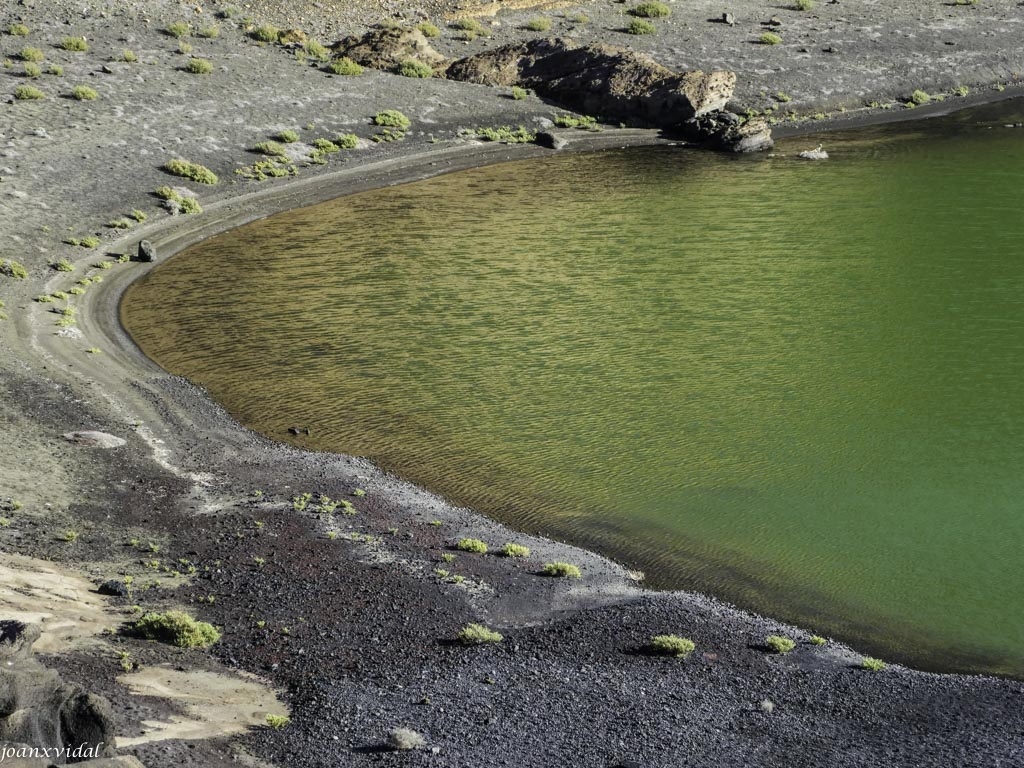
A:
122;100;1024;677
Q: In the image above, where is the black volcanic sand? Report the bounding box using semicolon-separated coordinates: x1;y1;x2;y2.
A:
2;0;1024;766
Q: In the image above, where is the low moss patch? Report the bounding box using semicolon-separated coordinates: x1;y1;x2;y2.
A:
629;2;671;18
457;623;503;645
326;57;363;75
456;537;488;554
165;22;191;38
626;18;656;34
275;129;300;143
499;543;530;558
19;46;44;62
14;84;45;100
541;562;581;578
649;634;696;657
61;36;88;52
417;22;441;38
251;24;280;43
525;17;552;31
71;85;98;100
335;133;359;149
766;634;796;654
396;58;432;78
133;610;220;648
862;656;887;671
759;32;782;45
373;109;411;129
163;159;218;184
185;58;214;74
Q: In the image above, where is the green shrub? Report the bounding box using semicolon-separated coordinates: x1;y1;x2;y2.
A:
9;24;30;36
53;258;75;272
456;537;488;553
474;126;536;143
649;634;696;657
450;18;489;36
251;24;280;43
626;18;656;34
131;209;148;222
23;62;40;78
0;260;28;279
396;58;432;78
198;25;220;39
61;37;88;52
862;656;886;671
276;129;300;143
163;159;218;184
166;22;191;38
910;89;930;105
177;41;193;54
179;197;202;214
541;562;581;578
759;32;782;45
19;47;44;62
304;39;329;60
186;58;214;74
335;133;359;149
133;610;220;647
500;543;530;558
252;140;287;157
525;17;552;31
765;634;796;653
72;85;98;100
47;64;63;76
122;49;138;62
953;85;970;97
809;635;827;646
108;218;132;229
567;12;589;23
14;84;44;100
554;113;598;129
793;0;815;9
775;91;792;102
457;623;503;645
373;109;411;129
417;22;441;37
265;714;290;729
327;56;363;75
630;2;670;18
511;86;528;100
312;138;339;153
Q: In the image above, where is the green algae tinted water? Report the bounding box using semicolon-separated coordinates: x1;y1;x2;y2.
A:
123;101;1024;676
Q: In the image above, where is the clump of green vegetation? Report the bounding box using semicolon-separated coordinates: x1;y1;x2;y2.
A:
107;218;133;229
373;109;411;129
251;24;280;43
23;62;41;78
122;49;138;62
1;260;28;279
371;128;405;143
130;209;148;222
759;32;782;45
511;86;528;100
311;138;338;154
910;89;931;105
553;113;599;129
626;18;657;34
861;656;887;671
793;0;815;10
417;21;441;37
14;84;44;100
953;85;970;97
542;562;581;578
630;2;671;18
265;714;290;729
326;57;363;76
649;634;696;657
458;623;503;645
47;64;63;76
9;24;30;36
765;634;796;654
335;133;359;149
177;41;194;54
163;159;218;184
450;18;489;38
19;46;44;62
67;286;85;295
775;91;792;103
499;543;530;558
61;37;88;52
166;22;191;38
252;140;288;157
275;129;300;143
396;58;432;78
198;25;220;39
62;529;79;542
53;258;75;272
133;610;220;647
567;12;589;23
72;85;98;100
185;58;214;74
809;635;827;646
525;17;552;31
473;126;536;143
456;537;488;553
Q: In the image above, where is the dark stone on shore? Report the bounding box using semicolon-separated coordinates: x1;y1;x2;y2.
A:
98;579;130;596
680;110;773;152
535;131;568;150
138;239;155;262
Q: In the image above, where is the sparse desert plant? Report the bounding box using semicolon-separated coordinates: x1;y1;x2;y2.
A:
862;656;887;671
62;529;79;542
511;86;528;100
163;159;218;184
276;129;300;143
775;91;792;102
500;543;530;558
396;58;432;78
122;49;138;62
474;125;536;143
107;218;132;229
47;64;63;76
567;12;589;23
766;634;796;654
185;58;213;74
304;39;328;60
387;727;425;751
265;714;290;729
810;635;827;646
133;610;220;647
649;634;696;658
525;17;552;31
541;561;581;578
1;260;28;279
953;85;970;97
165;22;191;38
910;89;931;105
9;24;30;36
130;209;147;222
253;140;287;157
630;2;671;18
450;18;489;37
251;24;280;43
198;25;220;39
456;537;488;553
793;0;815;10
627;18;656;34
61;37;88;52
72;85;98;100
373;109;411;129
23;62;41;78
19;46;44;62
759;32;782;45
53;258;75;272
457;623;503;645
327;57;363;75
177;41;193;54
417;22;441;38
14;84;44;99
